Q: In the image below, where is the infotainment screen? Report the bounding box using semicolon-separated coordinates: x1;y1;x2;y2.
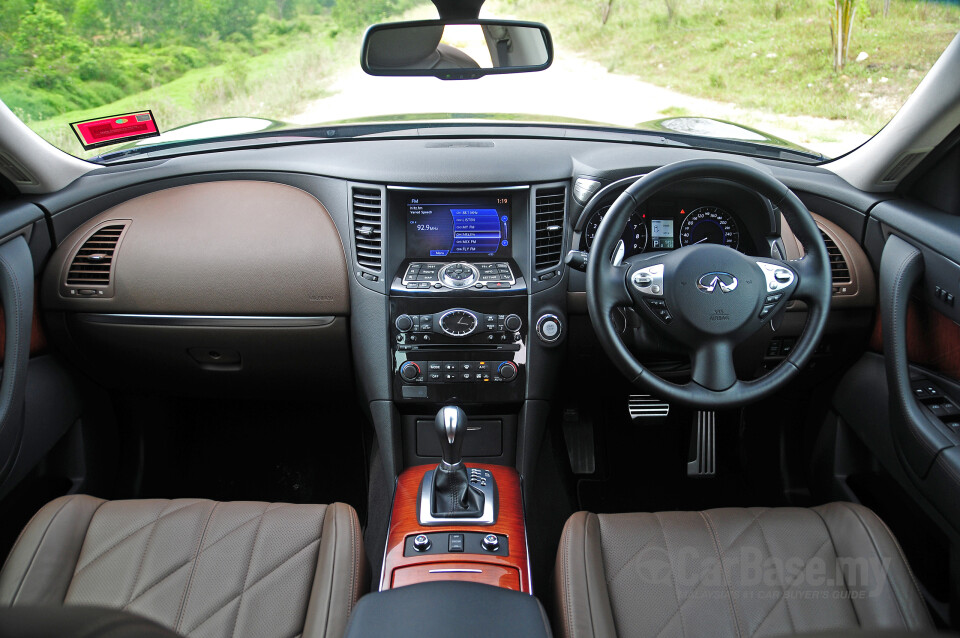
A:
406;193;511;258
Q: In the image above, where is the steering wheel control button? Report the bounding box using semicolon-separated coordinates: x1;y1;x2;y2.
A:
644;298;673;323
764;293;783;304
631;264;664;296
757;261;795;293
758;304;776;320
413;534;431;552
482;534;500;552
536;314;563;343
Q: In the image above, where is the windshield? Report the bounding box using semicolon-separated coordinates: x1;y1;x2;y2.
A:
1;0;958;161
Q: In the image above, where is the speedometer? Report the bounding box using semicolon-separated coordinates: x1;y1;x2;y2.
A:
584;206;648;257
679;206;740;249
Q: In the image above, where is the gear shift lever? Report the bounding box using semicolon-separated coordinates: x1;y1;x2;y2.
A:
436;405;467;470
423;405;486;520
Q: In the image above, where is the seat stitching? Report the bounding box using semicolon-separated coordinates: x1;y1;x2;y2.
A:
810;507;860;627
866;508;932;627
175;502;218;633
347;505;358;617
646;565;715;638
226;503;270;638
751;537;832;635
605;535;660;585
838;503;911;628
653;513;688;638
9;496;75;605
73;501;200;576
189;534;317;637
321;506;337;638
122;559;194;610
753;512;796;635
719;511;765;556
585;514;600;638
125;501;199;607
699;511;744;638
561;517;573;638
842;503;908;627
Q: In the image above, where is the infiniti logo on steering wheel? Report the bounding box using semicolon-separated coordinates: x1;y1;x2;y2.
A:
697;272;739;293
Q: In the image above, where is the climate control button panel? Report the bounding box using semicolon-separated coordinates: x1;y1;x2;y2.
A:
399;360;519;384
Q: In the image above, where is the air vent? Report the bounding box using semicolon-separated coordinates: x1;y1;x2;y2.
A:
534;187;566;271
0;151;38;186
66;223;126;286
820;229;851;284
352;187;383;272
882;150;927;183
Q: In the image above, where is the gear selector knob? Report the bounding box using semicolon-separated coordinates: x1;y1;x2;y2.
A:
435;405;467;469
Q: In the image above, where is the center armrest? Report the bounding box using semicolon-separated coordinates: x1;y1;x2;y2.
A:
344;581;552;638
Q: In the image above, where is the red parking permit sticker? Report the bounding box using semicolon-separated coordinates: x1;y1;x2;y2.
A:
70;110;160;150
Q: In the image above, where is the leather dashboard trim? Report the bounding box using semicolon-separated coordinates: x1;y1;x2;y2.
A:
42;181;349;316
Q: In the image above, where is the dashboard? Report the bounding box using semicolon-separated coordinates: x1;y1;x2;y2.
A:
30;135;876;416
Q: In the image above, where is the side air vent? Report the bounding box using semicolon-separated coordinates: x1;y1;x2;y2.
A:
352;187;383;272
534;187;566;271
881;150;927;183
820;229;851;284
66;223;127;287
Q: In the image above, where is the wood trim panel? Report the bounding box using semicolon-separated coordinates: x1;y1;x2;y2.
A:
869;300;960;381
0;293;47;360
381;463;531;593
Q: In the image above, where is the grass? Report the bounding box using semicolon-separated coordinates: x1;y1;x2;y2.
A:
496;0;960;133
4;14;360;158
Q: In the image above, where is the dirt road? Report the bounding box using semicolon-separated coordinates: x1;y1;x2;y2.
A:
289;52;867;158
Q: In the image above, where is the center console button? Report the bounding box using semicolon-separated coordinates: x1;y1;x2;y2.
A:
482;534;500;552
427;362;443;372
503;314;522;332
395;314;414;333
442;362;458;372
497;361;518;381
413;534;431;552
448;533;464;552
399;361;420;381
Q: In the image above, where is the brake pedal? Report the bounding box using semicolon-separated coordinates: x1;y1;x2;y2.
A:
627;394;670;419
687;411;716;478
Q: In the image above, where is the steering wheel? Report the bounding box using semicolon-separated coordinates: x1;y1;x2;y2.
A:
586;159;831;409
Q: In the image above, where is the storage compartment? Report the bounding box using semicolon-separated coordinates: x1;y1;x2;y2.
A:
391;562;520;589
415;418;502;457
47;312;352;398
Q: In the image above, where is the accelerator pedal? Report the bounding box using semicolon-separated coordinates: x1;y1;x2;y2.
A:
687;411;716;478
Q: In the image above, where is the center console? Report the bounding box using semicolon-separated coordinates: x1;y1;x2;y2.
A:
389;188;529;404
380;406;532;593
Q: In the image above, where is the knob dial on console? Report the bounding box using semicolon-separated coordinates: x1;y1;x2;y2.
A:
395;314;414;332
503;314;522;332
497;361;518;381
399;361;420;381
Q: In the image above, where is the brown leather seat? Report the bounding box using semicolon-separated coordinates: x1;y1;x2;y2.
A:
554;503;932;638
0;495;366;638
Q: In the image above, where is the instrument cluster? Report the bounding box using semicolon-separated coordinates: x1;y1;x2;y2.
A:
579;200;745;260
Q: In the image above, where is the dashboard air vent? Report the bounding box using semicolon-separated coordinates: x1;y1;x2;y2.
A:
534;187;566;271
66;223;127;286
820;229;851;284
352;187;383;272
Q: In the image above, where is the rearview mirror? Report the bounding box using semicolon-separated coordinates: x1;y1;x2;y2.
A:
361;19;553;80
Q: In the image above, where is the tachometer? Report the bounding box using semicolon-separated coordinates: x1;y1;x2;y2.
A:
679;206;740;249
584;206;648;257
